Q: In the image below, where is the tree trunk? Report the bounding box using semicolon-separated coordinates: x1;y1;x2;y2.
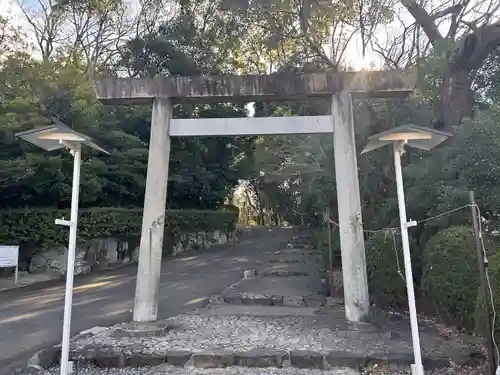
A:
439;22;500;131
439;67;474;131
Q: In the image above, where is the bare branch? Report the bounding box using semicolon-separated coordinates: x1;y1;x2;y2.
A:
433;4;463;20
14;0;65;59
401;0;444;45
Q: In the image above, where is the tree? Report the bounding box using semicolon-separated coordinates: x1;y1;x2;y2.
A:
14;0;66;60
15;0;135;67
227;0;395;71
370;0;500;130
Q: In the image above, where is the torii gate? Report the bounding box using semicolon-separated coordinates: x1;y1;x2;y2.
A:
94;71;415;323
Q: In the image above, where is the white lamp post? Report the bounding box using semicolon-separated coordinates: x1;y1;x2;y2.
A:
361;125;452;375
16;119;108;375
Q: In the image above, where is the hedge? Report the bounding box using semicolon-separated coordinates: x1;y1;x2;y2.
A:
0;208;238;251
366;230;418;307
421;225;497;331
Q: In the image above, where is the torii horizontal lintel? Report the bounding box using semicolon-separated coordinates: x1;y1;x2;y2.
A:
94;71;415;105
169;116;333;136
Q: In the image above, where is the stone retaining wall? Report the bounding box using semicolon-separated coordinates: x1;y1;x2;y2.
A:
27;229;236;276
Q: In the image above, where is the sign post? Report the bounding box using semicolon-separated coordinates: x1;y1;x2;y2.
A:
0;245;19;285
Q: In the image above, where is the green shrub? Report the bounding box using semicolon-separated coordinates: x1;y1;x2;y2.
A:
0;208;238;251
421;225;497;331
312;228;341;268
474;252;500;337
366;230;418;307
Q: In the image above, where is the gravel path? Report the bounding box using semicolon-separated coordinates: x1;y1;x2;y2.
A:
72;314;388;355
38;364;360;375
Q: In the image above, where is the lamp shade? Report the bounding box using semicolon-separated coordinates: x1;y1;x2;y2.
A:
16;118;109;154
361;125;452;154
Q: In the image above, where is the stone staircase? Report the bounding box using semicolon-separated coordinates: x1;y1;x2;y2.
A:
212;227;329;307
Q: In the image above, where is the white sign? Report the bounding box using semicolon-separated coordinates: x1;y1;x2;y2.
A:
0;245;19;284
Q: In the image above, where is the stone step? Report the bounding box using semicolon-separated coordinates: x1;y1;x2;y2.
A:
256;257;324;276
270;249;322;256
260;261;322;270
138;364;360;375
220;276;325;304
259;268;322;277
73;346;447;370
201;304;321;316
267;259;322;265
290;236;313;240
288;240;313;245
286;247;314;251
211;293;329;307
68;345;451;371
189;350;450;370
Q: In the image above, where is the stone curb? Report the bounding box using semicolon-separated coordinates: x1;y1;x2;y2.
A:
62;348;456;371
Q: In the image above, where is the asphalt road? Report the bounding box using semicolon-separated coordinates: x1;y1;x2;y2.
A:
0;227;292;374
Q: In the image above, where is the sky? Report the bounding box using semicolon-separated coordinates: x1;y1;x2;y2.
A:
338;38;383;70
1;0;25;26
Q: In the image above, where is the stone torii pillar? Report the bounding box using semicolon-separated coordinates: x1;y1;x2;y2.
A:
331;93;368;321
135;97;172;321
94;71;415;323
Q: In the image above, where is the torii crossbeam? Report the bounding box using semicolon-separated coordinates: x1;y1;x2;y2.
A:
94;71;415;323
95;71;414;104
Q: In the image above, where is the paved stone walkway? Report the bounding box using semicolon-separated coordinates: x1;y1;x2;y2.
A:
36;227;484;374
